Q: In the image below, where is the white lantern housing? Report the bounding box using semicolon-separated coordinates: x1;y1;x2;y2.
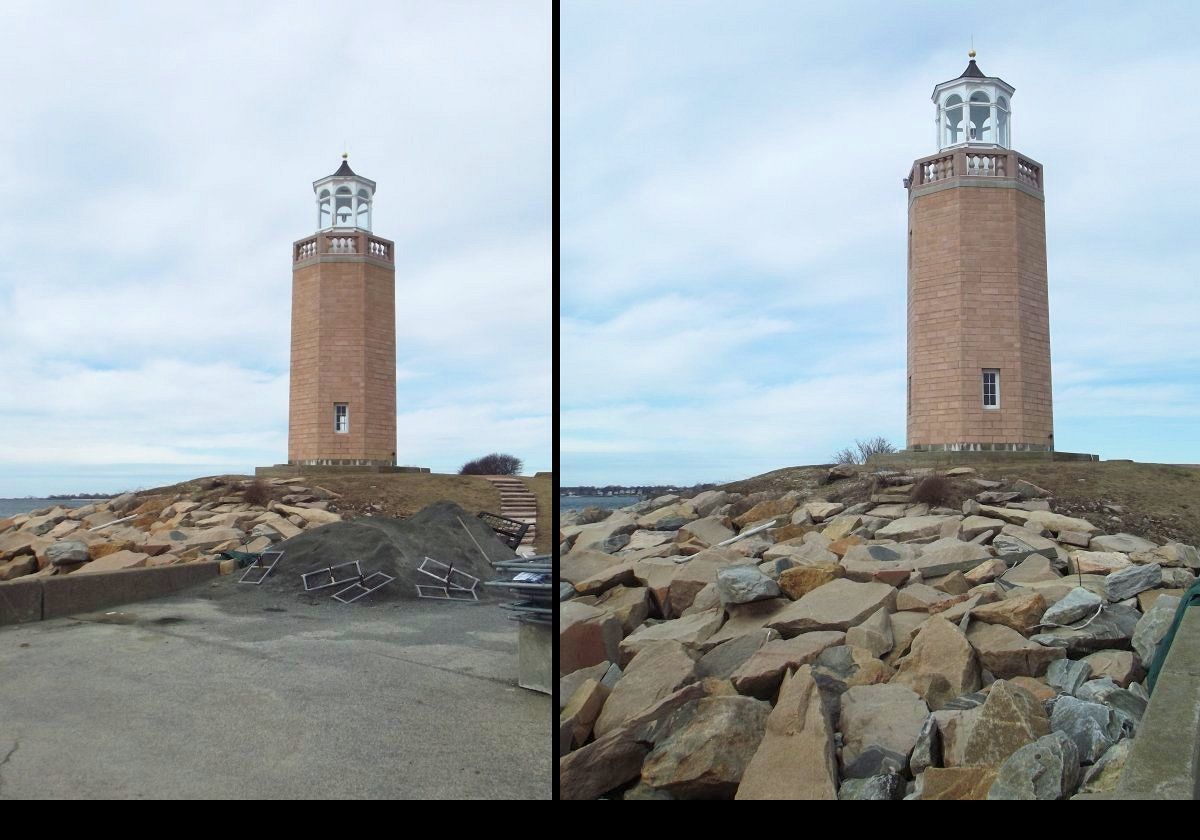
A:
313;156;376;231
932;55;1015;152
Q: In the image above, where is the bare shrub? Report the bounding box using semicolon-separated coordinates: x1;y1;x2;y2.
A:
460;453;523;476
910;473;954;507
243;478;271;507
831;437;897;466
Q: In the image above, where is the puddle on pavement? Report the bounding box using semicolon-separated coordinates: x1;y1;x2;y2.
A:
90;611;139;625
151;616;186;625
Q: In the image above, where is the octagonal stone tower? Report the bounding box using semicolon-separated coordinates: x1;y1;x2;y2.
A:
904;53;1054;454
288;156;397;466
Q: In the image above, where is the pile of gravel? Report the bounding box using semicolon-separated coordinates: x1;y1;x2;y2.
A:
262;501;516;601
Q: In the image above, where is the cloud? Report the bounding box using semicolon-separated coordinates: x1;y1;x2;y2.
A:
0;1;550;495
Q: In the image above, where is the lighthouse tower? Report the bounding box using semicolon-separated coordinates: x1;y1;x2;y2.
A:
905;53;1054;454
288;156;397;466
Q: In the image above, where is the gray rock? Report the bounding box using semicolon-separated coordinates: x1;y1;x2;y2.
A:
1075;677;1121;704
1100;688;1147;729
1090;533;1158;554
1132;595;1181;667
1161;567;1197;589
1046;659;1092;695
603;533;632;552
987;731;1080;800
696;632;772;680
1103;563;1162;602
715;564;782;606
46;540;89;565
993;532;1058;564
838;773;905;800
1032;604;1140;657
1041;587;1103;626
1050;696;1123;763
910;715;941;775
559;582;577;601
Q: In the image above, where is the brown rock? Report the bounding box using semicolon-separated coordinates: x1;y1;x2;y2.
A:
1008;676;1056;703
559;681;709;800
560;547;626;586
896;583;954;612
573;561;638;596
778;562;843;600
770;523;817;543
733;496;798;529
929;571;971;595
735;666;838;800
767;579;897;636
964;558;1009;586
827;535;865;558
561;678;610;750
966;621;1065;678
667;547;744;617
885;611;931;665
593;585;653;635
76;550;150;574
1081;650;1144;688
960;679;1049;767
593;641;699;738
919;766;999;800
560;601;623;676
641;695;771;798
970;590;1047;634
891;616;981;711
619;609;724;665
700;598;789;650
845;607;894;658
1069;551;1132;575
0;554;37;580
839;683;930;779
730;631;846;699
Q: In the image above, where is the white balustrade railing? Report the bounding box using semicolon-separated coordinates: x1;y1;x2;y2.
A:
966;152;1005;177
1017;158;1041;189
367;238;391;259
921;154;954;184
326;235;357;254
295;238;317;261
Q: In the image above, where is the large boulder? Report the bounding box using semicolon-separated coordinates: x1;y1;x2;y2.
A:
1068;551;1132;575
838;683;929;779
1103;563;1162;602
766;579;897;635
778;562;844;600
1081;650;1143;688
640;695;770;799
667;547;744;617
1031;604;1141;657
730;631;846;699
735;666;838;800
1024;510;1099;535
715;564;781;606
619;609;724;665
993;529;1059;564
76;550;150;574
561;601;623;676
1046;658;1093;695
1050;695;1125;763
593;641;699;738
891;616;980;710
911;541;992;578
966;621;1065;678
1091;533;1157;554
876;515;959;543
1041;587;1103;626
959;680;1050;768
845;607;894;658
46;540;89;566
969;590;1047;634
988;731;1081;800
1132;595;1181;668
918;766;999;800
592;585;653;635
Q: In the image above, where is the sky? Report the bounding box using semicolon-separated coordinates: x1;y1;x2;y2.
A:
561;0;1200;486
0;1;550;496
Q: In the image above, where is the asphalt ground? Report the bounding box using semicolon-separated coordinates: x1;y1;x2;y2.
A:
0;574;550;799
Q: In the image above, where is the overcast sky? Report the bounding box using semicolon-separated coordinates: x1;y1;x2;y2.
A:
562;0;1200;486
0;1;550;496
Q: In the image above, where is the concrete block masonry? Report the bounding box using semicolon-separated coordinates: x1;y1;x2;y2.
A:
0;562;220;625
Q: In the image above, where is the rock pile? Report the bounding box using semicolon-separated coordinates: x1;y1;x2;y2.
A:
558;467;1199;800
0;478;349;580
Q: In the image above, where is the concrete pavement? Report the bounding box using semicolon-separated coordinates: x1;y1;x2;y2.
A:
0;576;550;799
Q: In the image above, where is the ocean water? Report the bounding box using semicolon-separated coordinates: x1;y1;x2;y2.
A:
558;494;642;513
0;498;104;519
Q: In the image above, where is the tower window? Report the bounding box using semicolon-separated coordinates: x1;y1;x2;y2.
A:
334;403;349;433
982;370;1000;409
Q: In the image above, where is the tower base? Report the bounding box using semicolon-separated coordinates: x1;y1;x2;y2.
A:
254;464;431;479
868;450;1098;469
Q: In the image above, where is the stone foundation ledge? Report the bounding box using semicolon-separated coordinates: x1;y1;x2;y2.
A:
255;464;430;478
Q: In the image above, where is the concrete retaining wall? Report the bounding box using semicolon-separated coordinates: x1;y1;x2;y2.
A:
1115;607;1200;799
0;562;220;626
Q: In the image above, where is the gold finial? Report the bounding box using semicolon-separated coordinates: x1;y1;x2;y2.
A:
342;151;348;159
968;49;976;58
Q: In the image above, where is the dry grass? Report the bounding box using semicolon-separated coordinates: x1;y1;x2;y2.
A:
720;460;1200;545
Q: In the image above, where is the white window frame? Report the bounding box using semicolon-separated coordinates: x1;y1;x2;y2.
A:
982;369;1000;409
334;403;349;433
